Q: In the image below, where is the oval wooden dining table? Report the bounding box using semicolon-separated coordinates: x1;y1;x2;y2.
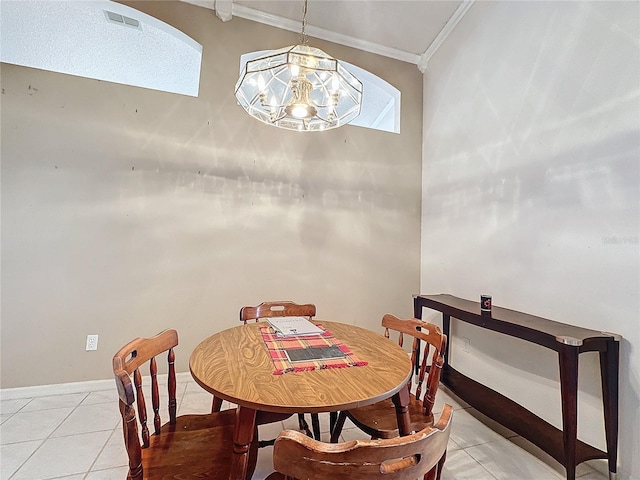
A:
190;320;413;480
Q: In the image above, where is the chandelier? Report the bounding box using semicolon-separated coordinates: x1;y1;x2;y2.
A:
234;0;363;132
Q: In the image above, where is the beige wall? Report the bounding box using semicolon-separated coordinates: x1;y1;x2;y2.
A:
420;2;639;478
0;1;423;388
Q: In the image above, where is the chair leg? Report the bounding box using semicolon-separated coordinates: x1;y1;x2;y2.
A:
311;413;321;440
425;450;447;480
425;465;436;480
436;450;447;480
329;411;337;434
330;411;348;443
258;438;277;448
211;396;223;413
297;413;313;438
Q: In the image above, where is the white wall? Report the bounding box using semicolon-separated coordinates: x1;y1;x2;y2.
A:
421;2;639;479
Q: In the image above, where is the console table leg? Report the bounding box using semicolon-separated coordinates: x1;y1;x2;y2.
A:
442;314;451;367
414;298;422;375
600;340;619;478
558;345;579;480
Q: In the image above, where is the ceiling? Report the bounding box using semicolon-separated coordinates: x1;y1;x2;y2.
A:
184;0;474;71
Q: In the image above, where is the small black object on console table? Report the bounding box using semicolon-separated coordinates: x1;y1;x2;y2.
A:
413;294;620;480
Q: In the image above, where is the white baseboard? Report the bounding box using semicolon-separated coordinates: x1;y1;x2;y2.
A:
0;372;193;400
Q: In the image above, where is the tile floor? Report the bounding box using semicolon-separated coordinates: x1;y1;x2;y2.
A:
1;378;609;480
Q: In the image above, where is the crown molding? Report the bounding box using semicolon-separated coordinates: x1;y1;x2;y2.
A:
418;0;475;73
180;0;472;71
180;0;417;63
230;3;421;65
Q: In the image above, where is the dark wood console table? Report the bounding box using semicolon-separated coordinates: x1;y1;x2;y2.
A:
414;294;620;480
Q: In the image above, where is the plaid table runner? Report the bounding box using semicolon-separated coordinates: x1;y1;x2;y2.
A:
260;325;368;375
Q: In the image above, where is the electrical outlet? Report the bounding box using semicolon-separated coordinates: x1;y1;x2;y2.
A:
462;337;470;352
86;334;99;351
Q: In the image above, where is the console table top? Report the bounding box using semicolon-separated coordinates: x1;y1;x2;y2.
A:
414;294;621;348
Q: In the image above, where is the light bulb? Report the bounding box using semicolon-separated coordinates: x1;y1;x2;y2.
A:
291;105;310;118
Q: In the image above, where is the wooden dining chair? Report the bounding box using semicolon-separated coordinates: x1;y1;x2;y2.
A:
330;314;447;443
266;404;453;480
114;329;257;479
211;301;322;444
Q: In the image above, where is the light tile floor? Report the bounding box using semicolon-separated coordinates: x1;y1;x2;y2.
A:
1;379;609;480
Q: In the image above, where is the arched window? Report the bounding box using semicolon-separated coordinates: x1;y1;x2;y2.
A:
0;1;202;97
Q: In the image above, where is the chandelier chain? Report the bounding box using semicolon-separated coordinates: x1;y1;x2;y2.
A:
299;0;309;45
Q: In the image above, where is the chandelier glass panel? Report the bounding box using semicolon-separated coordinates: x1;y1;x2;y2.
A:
234;1;363;132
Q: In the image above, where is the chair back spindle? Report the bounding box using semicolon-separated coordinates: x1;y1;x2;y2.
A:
409;336;419;394
133;366;149;447
167;347;177;423
150;357;161;435
423;336;445;416
415;343;430;401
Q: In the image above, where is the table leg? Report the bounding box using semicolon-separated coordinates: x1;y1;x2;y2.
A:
558;345;578;480
600;340;619;479
392;386;413;436
230;406;257;480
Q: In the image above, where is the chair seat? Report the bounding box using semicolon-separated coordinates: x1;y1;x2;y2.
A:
140;409;255;479
347;393;435;439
